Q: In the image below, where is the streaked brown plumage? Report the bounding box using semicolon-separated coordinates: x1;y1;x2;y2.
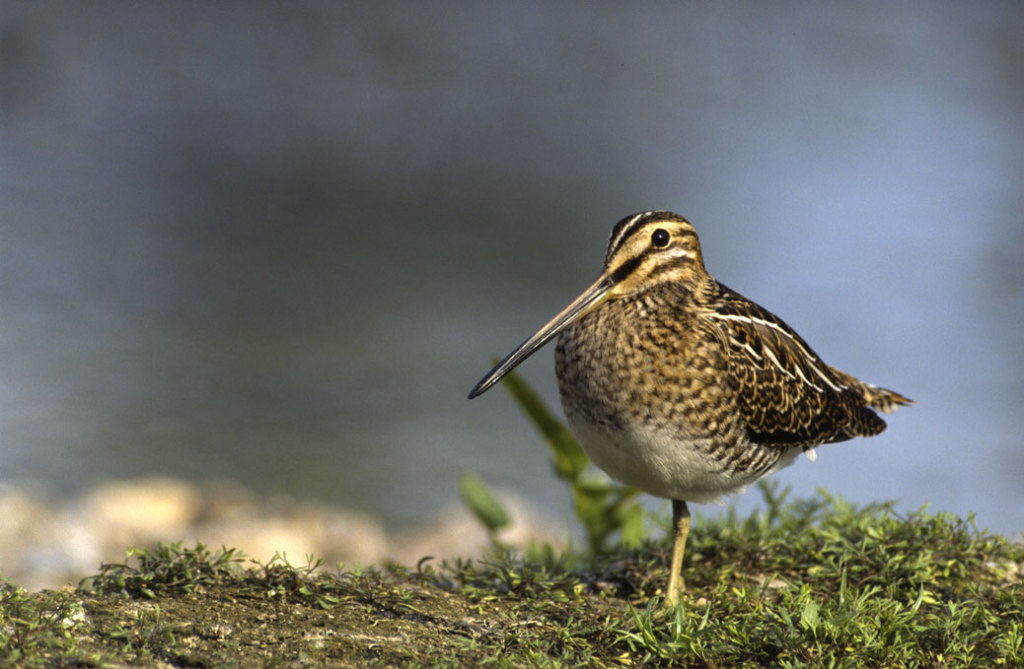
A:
469;210;912;605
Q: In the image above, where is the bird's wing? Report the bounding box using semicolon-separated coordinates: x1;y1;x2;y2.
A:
705;284;887;448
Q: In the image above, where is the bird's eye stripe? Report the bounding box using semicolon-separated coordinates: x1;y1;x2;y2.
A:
609;254;646;284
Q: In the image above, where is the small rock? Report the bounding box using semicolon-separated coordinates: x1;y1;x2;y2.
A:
78;476;204;548
389;489;565;565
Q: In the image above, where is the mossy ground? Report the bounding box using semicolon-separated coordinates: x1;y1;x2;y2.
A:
2;489;1021;668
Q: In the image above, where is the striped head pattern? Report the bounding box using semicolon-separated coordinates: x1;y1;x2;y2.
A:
600;211;709;299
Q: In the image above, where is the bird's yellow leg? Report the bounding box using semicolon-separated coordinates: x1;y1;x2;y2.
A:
666;500;690;607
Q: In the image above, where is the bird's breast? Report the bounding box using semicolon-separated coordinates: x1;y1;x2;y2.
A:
553;302;787;502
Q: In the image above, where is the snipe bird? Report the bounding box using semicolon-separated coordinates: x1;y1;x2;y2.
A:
468;211;912;605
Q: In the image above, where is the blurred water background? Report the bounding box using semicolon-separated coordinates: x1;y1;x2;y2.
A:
2;2;1022;539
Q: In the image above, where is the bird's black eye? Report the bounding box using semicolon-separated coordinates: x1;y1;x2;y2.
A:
651;228;670;248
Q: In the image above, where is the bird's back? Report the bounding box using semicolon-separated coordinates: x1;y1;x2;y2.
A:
705;281;912;451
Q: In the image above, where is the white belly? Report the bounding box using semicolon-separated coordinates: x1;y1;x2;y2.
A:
567;417;805;504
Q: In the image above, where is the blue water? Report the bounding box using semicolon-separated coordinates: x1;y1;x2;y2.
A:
2;2;1022;536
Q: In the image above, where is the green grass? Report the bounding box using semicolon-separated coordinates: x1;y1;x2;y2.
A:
3;374;1019;666
2;486;1021;667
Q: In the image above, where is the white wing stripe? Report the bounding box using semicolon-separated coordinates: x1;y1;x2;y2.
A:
710;312;848;393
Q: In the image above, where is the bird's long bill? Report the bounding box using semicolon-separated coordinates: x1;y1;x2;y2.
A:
468;275;614;399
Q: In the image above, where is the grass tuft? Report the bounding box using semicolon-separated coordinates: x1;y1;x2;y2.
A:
2;489;1021;666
